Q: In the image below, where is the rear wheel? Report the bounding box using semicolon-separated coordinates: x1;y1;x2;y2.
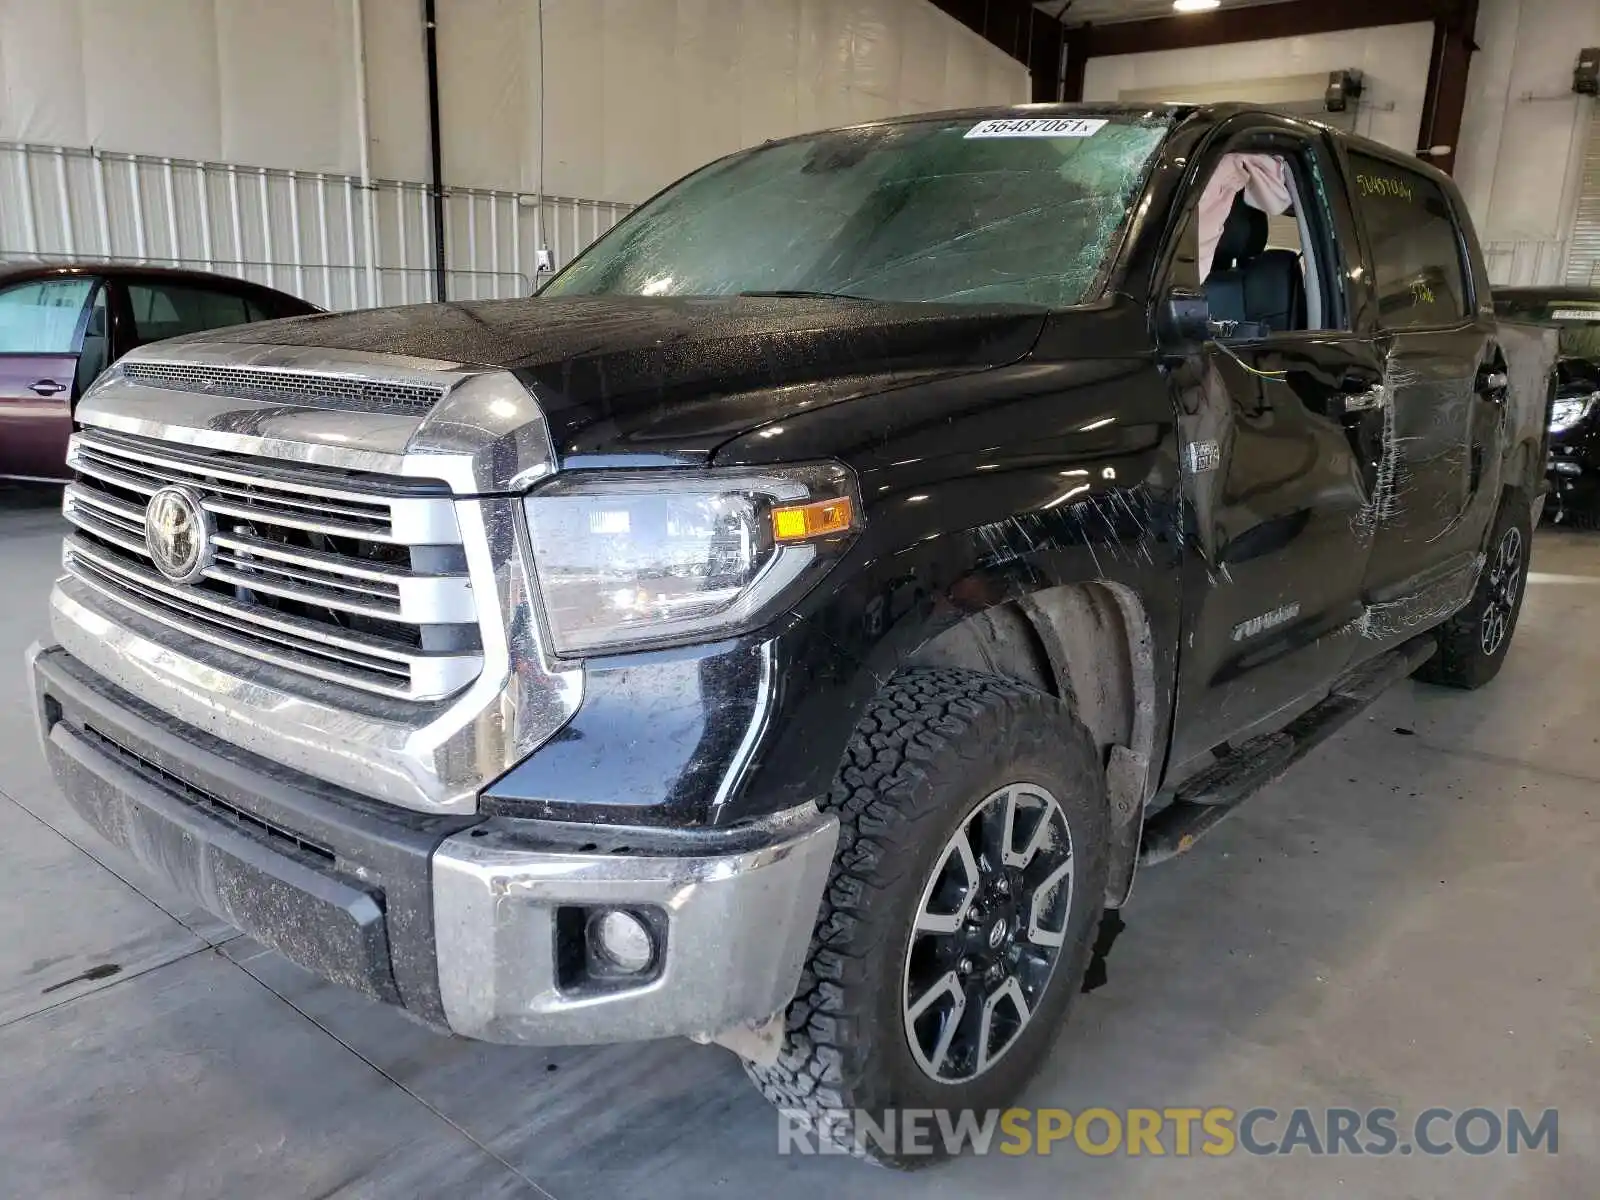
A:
745;668;1109;1167
1414;490;1531;689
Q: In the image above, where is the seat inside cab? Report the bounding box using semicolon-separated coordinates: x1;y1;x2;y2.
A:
1197;151;1325;337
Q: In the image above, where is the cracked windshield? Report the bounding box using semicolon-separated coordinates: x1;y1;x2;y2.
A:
541;114;1172;309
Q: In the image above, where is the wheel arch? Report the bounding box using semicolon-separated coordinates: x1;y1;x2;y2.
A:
1502;436;1544;506
905;581;1160;907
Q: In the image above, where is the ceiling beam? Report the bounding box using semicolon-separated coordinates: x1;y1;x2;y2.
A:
1417;0;1479;174
1061;25;1090;102
1076;0;1474;59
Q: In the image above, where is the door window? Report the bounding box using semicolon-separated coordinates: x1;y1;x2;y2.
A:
1172;143;1346;337
0;278;96;353
125;282;253;344
245;295;307;322
1346;153;1468;329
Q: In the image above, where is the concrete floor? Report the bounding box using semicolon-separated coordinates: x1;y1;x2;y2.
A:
1;483;1595;1199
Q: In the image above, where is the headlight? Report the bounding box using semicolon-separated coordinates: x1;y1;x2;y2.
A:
524;464;859;655
1549;391;1599;433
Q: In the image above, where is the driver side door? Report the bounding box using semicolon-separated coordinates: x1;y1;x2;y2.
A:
1165;121;1381;774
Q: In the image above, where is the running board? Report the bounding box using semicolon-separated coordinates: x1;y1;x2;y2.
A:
1139;635;1437;865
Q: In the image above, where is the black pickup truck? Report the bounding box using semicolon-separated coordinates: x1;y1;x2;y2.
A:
30;104;1545;1165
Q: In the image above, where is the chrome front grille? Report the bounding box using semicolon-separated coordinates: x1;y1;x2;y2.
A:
63;429;481;701
120;361;447;416
69;432;459;543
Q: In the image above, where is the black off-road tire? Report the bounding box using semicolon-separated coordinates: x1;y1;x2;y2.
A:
1414;489;1532;690
745;668;1109;1167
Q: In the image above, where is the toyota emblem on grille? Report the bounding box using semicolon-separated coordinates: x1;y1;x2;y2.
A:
144;486;214;584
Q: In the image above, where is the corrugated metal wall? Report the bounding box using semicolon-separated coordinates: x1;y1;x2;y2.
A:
1455;0;1600;288
0;141;631;309
1563;105;1600;287
1486;238;1573;287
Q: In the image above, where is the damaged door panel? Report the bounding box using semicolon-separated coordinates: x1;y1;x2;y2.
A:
1169;335;1379;768
1339;148;1505;645
1358;333;1501;593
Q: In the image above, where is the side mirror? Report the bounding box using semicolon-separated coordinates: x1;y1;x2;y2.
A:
1158;287;1213;350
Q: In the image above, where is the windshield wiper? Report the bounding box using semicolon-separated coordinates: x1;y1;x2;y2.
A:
737;289;872;300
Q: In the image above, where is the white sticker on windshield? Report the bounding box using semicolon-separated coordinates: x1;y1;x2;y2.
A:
965;117;1108;139
1549;308;1599;321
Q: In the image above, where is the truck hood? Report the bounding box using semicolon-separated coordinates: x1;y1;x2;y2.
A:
191;295;1047;460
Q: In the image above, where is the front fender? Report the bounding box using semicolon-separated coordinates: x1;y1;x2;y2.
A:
491;354;1189;832
718;414;1188;828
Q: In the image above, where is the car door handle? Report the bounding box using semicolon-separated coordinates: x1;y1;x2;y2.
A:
1341;386;1385;412
27;379;67;397
1338;365;1383;393
1338;385;1386;415
1333;366;1385;416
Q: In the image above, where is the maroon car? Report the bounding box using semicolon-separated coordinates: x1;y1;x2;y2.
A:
0;262;318;482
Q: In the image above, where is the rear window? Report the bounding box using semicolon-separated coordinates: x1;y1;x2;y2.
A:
1347;152;1469;329
126;282;253;344
245;294;311;322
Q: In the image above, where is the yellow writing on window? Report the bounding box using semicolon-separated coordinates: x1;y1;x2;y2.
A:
1356;173;1414;203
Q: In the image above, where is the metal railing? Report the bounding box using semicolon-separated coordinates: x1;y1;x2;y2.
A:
1481;239;1571;288
0;141;633;310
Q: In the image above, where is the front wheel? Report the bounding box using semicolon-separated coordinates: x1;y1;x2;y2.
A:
745;668;1109;1167
1414;490;1532;689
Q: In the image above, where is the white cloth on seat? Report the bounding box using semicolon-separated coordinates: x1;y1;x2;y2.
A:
1198;152;1294;276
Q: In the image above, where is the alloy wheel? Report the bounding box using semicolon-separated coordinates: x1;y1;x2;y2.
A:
1480;525;1524;657
902;783;1074;1084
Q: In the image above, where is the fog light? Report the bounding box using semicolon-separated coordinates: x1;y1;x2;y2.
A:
591;909;655;974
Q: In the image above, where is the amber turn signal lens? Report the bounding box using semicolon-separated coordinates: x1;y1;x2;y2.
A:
771;496;855;542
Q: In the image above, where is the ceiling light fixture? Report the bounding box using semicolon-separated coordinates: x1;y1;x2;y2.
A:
1173;0;1222;11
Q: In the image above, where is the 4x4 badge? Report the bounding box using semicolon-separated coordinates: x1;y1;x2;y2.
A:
1232;602;1301;642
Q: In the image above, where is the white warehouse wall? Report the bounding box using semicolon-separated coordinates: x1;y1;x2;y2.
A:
1082;8;1600;287
0;0;364;174
0;0;1028;305
1453;0;1600;285
437;0;1030;202
0;0;1026;203
1081;24;1436;154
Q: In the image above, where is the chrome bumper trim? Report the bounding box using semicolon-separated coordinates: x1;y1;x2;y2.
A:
431;804;839;1044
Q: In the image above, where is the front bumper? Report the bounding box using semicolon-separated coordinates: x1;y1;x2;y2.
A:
31;643;837;1045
